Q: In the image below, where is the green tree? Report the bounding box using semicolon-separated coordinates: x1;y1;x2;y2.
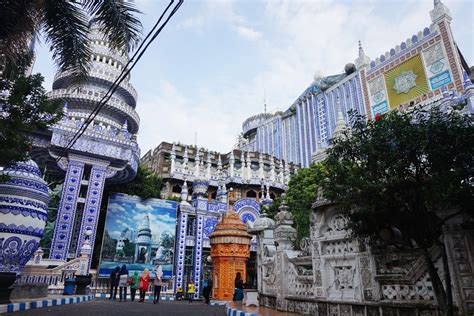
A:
1;0;141;79
321;105;473;316
159;231;174;261
122;240;135;258
270;163;326;241
92;165;162;267
0;74;62;168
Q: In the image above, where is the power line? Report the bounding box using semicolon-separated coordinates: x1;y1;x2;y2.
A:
56;0;184;162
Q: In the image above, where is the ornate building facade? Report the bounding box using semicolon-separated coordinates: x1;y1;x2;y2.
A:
30;23;140;267
238;0;472;167
141;141;299;297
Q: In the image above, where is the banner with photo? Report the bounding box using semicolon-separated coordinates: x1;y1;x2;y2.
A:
98;193;178;279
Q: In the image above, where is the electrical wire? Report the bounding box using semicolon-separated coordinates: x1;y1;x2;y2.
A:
55;0;184;163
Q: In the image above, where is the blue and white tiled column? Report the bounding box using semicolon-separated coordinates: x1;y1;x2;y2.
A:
175;211;188;291
193;213;204;298
49;161;84;260
75;165;107;267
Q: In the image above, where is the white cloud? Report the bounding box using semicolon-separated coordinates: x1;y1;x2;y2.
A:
236;25;262;40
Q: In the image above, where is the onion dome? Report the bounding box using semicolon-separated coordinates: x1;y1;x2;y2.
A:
0;159;50;273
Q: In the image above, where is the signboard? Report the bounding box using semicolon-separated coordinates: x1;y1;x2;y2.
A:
98;193;177;279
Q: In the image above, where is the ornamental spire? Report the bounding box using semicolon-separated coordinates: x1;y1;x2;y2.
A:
355;40;370;69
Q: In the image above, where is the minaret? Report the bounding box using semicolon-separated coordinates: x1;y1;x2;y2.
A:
258;153;264;179
206;150;212;180
170;143;176;175
194;149;201;178
355;40;370;70
180;180;189;202
269;154;276;182
332;97;348;140
182;146;189;175
229;150;235;178
135;213;152;262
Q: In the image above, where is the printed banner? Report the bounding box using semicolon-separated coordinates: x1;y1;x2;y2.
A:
98;193;177;278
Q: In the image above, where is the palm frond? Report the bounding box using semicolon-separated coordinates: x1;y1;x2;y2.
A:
83;0;142;52
0;0;41;78
42;0;91;80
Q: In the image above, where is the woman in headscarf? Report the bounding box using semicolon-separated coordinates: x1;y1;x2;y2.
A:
109;266;120;300
118;265;129;302
138;268;150;302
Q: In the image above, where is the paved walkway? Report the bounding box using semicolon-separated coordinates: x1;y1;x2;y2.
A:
229;301;302;316
10;299;226;316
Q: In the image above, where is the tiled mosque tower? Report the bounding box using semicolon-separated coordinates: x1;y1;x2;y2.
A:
135;213;152;263
31;23;140;267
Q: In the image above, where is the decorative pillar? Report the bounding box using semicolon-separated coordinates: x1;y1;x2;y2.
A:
175;207;189;291
210;189;252;300
50;160;85;260
193;213;205;298
258;153;264;179
75;164;108;265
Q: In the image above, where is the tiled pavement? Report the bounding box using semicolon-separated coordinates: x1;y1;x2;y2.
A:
6;299;226;316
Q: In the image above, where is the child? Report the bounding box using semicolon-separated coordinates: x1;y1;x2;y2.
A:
187;281;195;303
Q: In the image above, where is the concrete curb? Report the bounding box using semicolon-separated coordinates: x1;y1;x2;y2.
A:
210;301;258;316
0;294;93;314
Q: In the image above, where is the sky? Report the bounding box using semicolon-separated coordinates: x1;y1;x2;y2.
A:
32;0;474;156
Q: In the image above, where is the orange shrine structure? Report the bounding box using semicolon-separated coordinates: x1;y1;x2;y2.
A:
210;188;252;301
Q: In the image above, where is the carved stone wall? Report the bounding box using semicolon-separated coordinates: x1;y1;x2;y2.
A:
255;199;471;315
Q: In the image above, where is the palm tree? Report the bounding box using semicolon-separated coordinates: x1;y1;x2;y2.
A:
0;0;142;79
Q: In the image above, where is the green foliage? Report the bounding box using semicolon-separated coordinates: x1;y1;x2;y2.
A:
321;105;473;248
106;165;163;199
122;240;135;257
1;0;142;79
273;163;326;241
0;74;62;167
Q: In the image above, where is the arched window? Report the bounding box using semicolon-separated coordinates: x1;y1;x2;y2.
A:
270;192;276;200
210;191;217;200
246;190;257;198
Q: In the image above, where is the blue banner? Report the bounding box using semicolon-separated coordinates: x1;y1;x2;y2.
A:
429;70;452;90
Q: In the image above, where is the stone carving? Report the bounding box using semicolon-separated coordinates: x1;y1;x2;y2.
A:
423;43;444;66
334;266;354;290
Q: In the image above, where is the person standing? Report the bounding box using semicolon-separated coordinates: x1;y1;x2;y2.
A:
129;271;139;301
138;268;150;302
233;272;244;301
187;280;195;303
202;274;213;304
109;266;120;300
153;265;163;304
118;265;129;302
